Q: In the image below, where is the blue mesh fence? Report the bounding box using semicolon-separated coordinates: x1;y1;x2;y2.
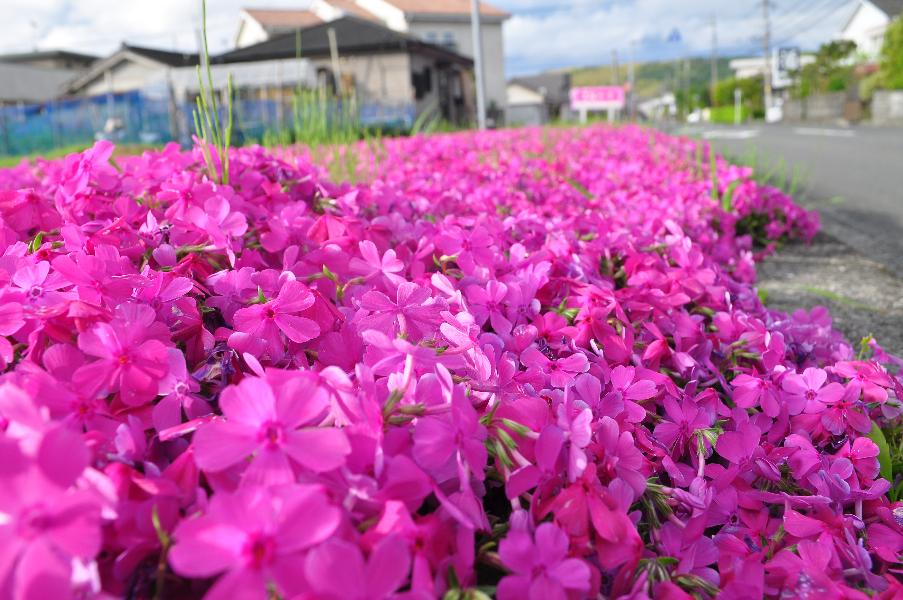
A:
0;91;416;157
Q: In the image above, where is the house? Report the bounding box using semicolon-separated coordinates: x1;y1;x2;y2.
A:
838;0;903;58
0;50;98;105
65;45;201;97
728;55;815;84
506;72;571;125
234;0;509;117
223;16;475;125
0;63;76;104
0;50;98;71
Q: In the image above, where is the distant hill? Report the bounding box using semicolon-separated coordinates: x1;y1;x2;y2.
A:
568;56;737;100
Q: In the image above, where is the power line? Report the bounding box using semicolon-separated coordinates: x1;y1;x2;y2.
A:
771;0;855;47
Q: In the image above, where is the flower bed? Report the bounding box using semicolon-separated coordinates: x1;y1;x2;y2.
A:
0;125;900;599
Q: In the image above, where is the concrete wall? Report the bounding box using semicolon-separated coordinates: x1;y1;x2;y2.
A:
81;61;165;97
311;52;413;105
873;91;903;125
783;92;847;122
507;103;547;126
407;21;506;113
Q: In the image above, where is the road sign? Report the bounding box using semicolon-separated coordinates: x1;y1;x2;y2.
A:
570;86;626;111
773;47;801;89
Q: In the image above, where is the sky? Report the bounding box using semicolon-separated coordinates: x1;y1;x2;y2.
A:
2;0;857;76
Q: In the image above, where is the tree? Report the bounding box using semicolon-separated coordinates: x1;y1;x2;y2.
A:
713;76;764;117
879;17;903;89
794;40;857;98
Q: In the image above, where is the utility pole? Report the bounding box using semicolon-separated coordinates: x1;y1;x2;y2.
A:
762;0;773;115
710;15;718;106
327;27;342;95
612;49;620;86
470;0;487;130
628;39;637;120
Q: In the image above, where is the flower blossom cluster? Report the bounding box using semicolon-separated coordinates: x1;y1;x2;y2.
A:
0;126;900;599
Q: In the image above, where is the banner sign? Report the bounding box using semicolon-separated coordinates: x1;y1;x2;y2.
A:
570;86;626;111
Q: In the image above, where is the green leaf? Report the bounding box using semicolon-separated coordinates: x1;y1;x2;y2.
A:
721;180;741;212
869;420;894;483
28;231;44;253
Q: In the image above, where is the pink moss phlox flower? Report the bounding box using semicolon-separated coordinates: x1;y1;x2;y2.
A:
73;306;169;405
229;279;320;360
304;535;412;600
521;346;589;389
350;240;406;290
357;281;444;340
169;483;340;599
497;521;591;600
781;367;844;415
466;280;512;335
192;376;350;484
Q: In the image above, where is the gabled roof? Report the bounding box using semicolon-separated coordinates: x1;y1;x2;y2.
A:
382;0;509;18
65;45;200;95
220;16;473;65
509;72;571;105
0;63;75;102
321;0;381;21
243;9;324;29
123;44;199;68
872;0;903;17
0;49;98;67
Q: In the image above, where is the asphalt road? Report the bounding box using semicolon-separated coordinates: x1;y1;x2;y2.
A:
675;123;903;274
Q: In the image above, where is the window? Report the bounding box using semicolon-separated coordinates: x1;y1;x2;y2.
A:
441;32;458;52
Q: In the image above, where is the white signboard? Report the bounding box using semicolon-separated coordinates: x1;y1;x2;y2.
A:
773;47;801;89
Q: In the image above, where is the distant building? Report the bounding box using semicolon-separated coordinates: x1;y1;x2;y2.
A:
728;55;815;85
838;0;903;59
65;45;201;97
234;0;508;117
506;72;571;125
64;18;474;127
0;50;97;71
224;16;475;125
0;49;98;105
0;63;76;104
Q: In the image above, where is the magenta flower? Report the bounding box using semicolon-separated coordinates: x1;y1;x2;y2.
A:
152;349;211;431
304;535;412;600
605;365;657;404
350;240;406;290
819;382;872;435
192;376;350;484
73;308;169;405
229;279;320;360
413;387;487;480
497;522;591;600
466;280;512;334
169;483;340;600
357;281;444;339
521;347;589;388
10;260;71;308
731;373;781;417
781;368;844;415
654;394;714;455
0;430;102;600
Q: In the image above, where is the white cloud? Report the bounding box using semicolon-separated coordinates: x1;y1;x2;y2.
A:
2;0;856;74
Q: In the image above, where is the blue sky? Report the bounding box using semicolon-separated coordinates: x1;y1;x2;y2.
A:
3;0;856;76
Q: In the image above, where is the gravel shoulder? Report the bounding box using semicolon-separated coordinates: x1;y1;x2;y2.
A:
757;231;903;357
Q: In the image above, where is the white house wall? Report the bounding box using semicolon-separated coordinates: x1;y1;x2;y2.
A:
236;15;270;49
506;83;544;106
354;0;408;31
81;61;165;97
407;21;506;111
839;1;891;58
